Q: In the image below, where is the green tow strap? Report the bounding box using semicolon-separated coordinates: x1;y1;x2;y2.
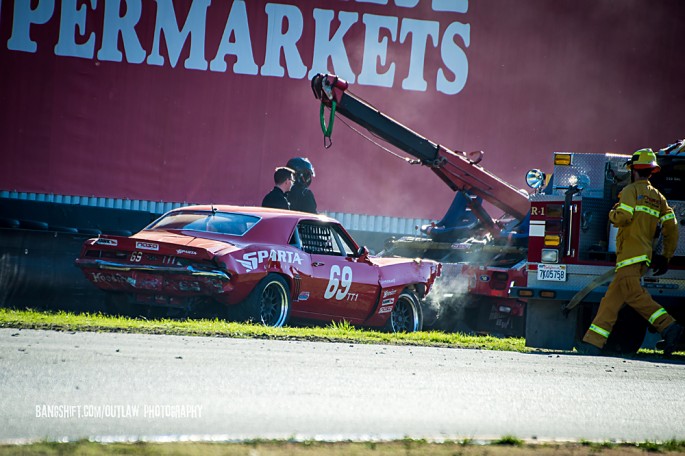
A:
319;101;337;148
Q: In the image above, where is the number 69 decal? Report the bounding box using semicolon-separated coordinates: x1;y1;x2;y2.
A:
324;265;353;300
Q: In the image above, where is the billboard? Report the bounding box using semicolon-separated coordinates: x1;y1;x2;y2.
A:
1;0;684;219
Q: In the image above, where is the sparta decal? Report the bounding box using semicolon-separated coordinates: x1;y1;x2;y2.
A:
237;249;303;272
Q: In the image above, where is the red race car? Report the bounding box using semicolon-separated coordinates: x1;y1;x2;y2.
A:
75;205;441;332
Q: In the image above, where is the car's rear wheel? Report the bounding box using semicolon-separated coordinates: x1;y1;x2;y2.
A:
386;289;423;333
238;274;291;327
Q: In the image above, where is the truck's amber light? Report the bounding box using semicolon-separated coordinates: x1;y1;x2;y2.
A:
544;235;561;246
518;289;534;297
554;153;572;166
540;291;556;298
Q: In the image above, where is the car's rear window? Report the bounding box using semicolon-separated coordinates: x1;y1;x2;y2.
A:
146;211;260;236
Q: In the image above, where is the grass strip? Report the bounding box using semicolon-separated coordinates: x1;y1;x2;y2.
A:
0;308;678;358
0;307;528;351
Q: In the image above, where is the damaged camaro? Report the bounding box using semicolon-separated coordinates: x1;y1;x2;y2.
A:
75;205;441;332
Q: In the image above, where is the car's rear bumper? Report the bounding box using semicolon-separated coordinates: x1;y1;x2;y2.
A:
76;259;232;299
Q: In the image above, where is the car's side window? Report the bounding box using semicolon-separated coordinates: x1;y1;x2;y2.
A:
298;222;343;256
289;227;303;249
330;225;356;256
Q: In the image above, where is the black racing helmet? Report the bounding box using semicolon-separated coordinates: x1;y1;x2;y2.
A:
286;157;315;187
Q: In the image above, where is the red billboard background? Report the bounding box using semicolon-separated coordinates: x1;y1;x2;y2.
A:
1;0;684;220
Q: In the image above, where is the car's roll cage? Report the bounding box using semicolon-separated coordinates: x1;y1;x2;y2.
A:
290;220;362;258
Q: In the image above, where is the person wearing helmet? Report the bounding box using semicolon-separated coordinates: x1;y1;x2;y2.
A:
262;166;295;210
286;157;317;213
581;148;682;355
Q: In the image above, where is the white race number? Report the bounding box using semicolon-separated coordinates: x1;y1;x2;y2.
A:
324;265;353;300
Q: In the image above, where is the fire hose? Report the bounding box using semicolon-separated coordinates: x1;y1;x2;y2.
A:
561;268;616;317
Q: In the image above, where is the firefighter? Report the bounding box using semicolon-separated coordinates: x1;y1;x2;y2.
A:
581;148;682;355
261;166;295;210
286;157;318;213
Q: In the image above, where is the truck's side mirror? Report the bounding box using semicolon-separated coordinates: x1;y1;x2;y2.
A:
356;246;369;259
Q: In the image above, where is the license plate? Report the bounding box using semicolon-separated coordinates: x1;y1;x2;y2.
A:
537;264;567;282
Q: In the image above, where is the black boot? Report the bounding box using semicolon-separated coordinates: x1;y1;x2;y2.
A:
661;323;684;356
576;342;604;356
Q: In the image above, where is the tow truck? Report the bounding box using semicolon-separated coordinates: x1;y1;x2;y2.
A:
311;74;685;352
515;142;685;353
311;73;532;336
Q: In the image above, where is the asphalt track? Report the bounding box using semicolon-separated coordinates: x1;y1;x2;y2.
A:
1;328;684;443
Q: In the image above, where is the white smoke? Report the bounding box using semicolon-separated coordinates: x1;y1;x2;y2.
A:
422;269;474;331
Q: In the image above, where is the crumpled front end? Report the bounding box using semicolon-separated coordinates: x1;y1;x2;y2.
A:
361;256;442;328
373;256;442;295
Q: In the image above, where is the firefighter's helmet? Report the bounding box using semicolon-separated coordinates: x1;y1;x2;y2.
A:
626;148;661;173
286;157;315;187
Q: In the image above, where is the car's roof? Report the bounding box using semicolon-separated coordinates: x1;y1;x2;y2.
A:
156;205;339;245
173;204;336;223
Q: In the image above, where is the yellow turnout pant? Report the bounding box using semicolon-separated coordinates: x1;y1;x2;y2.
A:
582;263;675;348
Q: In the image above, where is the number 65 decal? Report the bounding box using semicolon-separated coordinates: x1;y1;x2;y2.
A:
324;265;353;300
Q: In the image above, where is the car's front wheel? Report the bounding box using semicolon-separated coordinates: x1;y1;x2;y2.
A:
238;274;291;327
386;289;423;333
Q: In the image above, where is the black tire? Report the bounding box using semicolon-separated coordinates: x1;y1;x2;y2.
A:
49;225;78;234
238;274;290;327
78;227;102;236
604;306;648;354
20;219;48;230
0;217;20;229
385;289;423;333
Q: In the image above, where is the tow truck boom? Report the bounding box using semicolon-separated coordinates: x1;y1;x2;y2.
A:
311;74;530;226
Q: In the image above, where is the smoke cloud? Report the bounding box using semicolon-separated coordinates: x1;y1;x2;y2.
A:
422;266;475;332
